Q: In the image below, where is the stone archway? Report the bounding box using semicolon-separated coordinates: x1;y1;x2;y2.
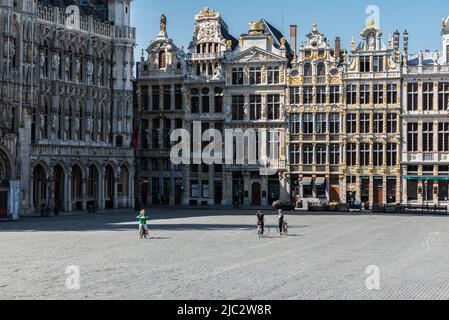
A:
53;164;65;211
33;164;47;212
104;164;115;209
71;164;83;211
87;165;100;209
0;150;12;218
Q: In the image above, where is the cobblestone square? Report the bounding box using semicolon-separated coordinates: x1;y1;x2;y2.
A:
1;210;449;300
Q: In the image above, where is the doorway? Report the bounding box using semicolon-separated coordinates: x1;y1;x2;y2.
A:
251;182;261;206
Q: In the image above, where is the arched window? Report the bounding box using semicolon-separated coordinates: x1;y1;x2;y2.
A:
159;50;166;69
79;100;84;141
303;63;312;84
317;62;326;83
58;99;64;140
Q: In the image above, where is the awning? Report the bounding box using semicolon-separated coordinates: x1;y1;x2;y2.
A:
405;176;449;181
302;177;313;186
314;177;326;186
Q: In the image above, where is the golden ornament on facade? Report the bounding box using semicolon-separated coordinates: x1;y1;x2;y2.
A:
249;20;265;35
195;7;220;20
280;37;286;46
226;40;232;49
290;76;303;85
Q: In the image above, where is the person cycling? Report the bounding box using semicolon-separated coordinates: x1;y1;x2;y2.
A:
256;210;265;235
278;209;285;236
136;209;149;238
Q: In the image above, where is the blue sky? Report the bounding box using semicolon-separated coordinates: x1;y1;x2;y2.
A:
132;0;449;60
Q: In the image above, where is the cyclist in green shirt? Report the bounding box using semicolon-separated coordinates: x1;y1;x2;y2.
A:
136;209;149;238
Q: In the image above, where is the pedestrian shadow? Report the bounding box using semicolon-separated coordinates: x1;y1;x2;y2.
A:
147;237;170;240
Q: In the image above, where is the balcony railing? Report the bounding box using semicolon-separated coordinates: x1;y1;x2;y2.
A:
187;52;224;61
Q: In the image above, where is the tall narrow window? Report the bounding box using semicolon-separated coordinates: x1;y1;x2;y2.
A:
373;113;383;134
346;85;357;105
249;67;261;85
303;63;312;84
290;114;300;134
373;84;384;104
439;83;449;111
360;114;370;134
316;145;327;165
373;143;384;167
163;85;171;110
267;94;280;120
360;84;370;105
330;144;340;165
423;122;434;152
346;114;357;134
316;113;327;134
423;82;434;111
141;86;149;111
387;84;398;104
439;123;449;152
231;95;244;120
329;113;340;134
407;123;418;152
387;113;397;134
214;87;223;113
232;68;244;85
191;88;199;113
373;56;383;72
250;95;262;120
175;84;183;110
303;113;314;134
346;143;357;166
303;145;314;165
316;86;326;104
360;56;370;72
159;50;166;69
152;85;160;111
387;143;397;166
360;143;370;166
267;67;280;84
330;86;340;104
303;87;313;105
408;83;418;111
290;144;300;165
201;88;210;113
290;87;300;105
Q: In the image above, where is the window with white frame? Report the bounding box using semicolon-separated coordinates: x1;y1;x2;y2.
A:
232;67;244;85
316;86;326;104
373;56;384;72
346;84;357;105
346;143;357;166
373;143;384;167
330;144;340;165
373;84;384;104
347;114;357;134
249;67;262;85
439;123;449;152
387;113;397;134
316;113;327;134
267;67;280;84
303;113;314;134
360;84;370;105
360;56;370;72
267;94;280;120
407;123;418;152
249;95;262;120
290;87;300;105
290;143;300;165
387;143;397;166
387;84;398;104
360;114;370;134
330;86;340;104
303;144;314;165
329;113;340;134
290;113;301;134
303;86;313;105
438;82;449;111
360;143;370;166
423;122;434;152
423;82;434;111
374;113;383;134
408;83;418;111
316;144;327;165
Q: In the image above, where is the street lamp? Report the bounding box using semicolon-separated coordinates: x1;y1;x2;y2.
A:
424;180;429;208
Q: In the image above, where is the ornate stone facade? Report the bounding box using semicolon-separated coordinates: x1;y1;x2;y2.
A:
0;0;135;218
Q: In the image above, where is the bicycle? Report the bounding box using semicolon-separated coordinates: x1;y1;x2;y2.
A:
277;220;289;236
257;224;270;238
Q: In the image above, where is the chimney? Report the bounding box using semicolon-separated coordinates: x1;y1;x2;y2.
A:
393;30;400;62
403;30;409;61
290;25;298;58
335;36;341;60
